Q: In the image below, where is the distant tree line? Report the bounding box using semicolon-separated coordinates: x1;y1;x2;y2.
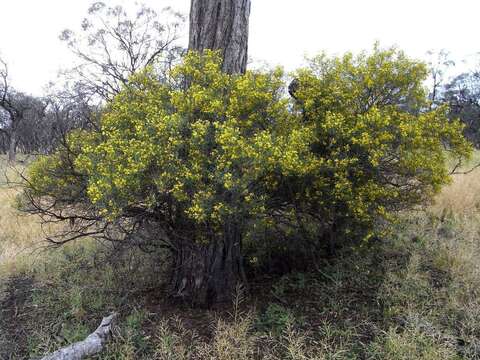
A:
0;2;183;162
443;71;480;145
427;50;480;146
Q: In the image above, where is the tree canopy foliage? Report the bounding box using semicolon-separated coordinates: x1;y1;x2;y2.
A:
443;71;480;145
59;1;184;101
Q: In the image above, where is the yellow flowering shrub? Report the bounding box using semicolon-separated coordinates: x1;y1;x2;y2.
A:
24;47;472;250
289;45;472;241
73;51;303;233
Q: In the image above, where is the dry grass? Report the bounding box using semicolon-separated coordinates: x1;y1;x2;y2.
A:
0;156;48;277
433;151;480;216
2;152;480;359
433;168;480;216
371;165;480;359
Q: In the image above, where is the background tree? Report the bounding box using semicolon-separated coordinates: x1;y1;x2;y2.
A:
26;90;99;155
443;70;480;146
59;1;184;102
426;49;454;108
28;1;187;159
0;56;47;162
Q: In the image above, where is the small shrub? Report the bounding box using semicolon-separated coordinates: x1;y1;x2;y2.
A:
207;315;256;360
153;316;200;360
256;303;296;335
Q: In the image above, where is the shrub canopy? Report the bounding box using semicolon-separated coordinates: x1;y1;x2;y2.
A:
26;47;472;248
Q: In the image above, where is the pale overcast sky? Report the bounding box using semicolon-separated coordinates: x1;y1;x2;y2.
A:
0;0;479;95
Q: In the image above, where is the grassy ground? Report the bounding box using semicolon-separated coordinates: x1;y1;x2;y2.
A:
1;155;480;359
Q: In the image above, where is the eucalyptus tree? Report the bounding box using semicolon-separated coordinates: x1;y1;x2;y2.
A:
443;71;480;145
60;1;185;102
0;57;46;162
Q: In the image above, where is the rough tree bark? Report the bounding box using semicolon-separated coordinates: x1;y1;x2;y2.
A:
189;0;251;74
170;0;251;307
171;220;247;307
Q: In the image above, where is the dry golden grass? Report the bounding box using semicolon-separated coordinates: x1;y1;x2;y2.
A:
0;156;45;276
433;168;480;216
0;188;40;254
432;151;480;216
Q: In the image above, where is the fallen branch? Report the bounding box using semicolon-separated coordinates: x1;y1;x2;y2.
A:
36;313;118;360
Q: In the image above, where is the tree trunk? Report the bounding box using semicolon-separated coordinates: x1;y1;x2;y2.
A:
170;0;251;307
8;132;16;163
171;221;246;307
189;0;251;74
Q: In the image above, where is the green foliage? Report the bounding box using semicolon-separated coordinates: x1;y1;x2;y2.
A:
256;303;296;335
290;44;472;241
25;45;472;253
25;133;89;202
68;51;300;244
443;71;480;146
